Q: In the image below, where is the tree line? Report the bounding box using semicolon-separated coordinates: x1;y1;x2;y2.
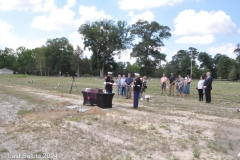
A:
0;19;240;80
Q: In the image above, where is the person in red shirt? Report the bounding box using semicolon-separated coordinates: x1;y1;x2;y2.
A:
160;74;167;94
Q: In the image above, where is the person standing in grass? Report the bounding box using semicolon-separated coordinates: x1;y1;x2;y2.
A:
133;73;142;108
168;73;175;96
203;72;213;103
183;77;188;96
125;73;133;99
184;75;191;97
197;75;205;101
160;74;167;94
176;75;182;96
141;76;147;100
120;75;126;96
105;72;114;93
116;75;121;95
178;78;184;98
139;77;143;99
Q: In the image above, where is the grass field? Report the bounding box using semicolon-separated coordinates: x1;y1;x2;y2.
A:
0;75;240;160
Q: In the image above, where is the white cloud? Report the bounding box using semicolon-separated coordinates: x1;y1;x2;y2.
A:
118;0;183;11
0;0;75;12
0;20;15;48
74;6;112;27
130;10;154;24
31;4;112;31
32;0;56;12
69;31;85;49
0;20;46;49
31;9;75;31
0;0;52;12
68;6;112;58
173;10;236;45
127;11;134;17
30;0;77;31
175;35;215;44
114;49;136;64
173;10;236;36
207;43;236;59
65;0;76;9
70;32;134;61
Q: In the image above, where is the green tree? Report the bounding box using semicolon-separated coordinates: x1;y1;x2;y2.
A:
34;46;46;76
228;67;238;80
171;51;191;77
44;37;74;76
71;45;84;77
125;63;140;75
163;63;172;77
198;52;216;77
217;55;235;79
16;47;36;74
234;43;240;80
175;48;198;78
154;65;164;78
131;20;171;76
115;62;126;76
79;57;91;76
79;20;132;77
0;47;17;71
103;56;118;76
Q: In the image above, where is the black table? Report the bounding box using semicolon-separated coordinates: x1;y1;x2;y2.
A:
81;91;115;108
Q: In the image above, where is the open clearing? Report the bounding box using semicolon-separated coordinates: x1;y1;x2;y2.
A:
0;75;240;160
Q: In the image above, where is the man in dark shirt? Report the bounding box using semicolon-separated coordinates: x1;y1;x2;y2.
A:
133;73;142;108
203;72;213;103
169;73;175;96
105;72;114;93
125;73;133;99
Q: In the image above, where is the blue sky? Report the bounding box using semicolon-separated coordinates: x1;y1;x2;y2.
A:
0;0;240;63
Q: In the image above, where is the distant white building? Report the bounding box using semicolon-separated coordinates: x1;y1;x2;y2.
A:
0;68;14;75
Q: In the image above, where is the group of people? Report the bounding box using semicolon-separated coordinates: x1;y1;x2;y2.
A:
105;72;147;108
105;71;213;108
160;73;191;98
160;72;213;103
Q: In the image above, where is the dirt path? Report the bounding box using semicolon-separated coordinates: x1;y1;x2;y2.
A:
0;84;240;160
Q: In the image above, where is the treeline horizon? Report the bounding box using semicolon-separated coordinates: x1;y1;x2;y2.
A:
0;19;240;80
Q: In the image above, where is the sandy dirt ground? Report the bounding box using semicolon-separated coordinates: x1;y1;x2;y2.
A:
0;83;240;160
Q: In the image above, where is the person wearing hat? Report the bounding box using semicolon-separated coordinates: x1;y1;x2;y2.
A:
133;73;142;108
105;72;114;93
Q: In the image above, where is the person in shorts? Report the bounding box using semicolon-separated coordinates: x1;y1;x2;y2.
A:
160;74;167;94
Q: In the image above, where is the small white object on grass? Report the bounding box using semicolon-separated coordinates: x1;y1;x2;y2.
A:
145;95;150;98
58;83;61;87
145;95;150;102
78;108;90;113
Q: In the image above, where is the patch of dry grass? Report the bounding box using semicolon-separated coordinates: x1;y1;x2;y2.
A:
0;76;240;159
